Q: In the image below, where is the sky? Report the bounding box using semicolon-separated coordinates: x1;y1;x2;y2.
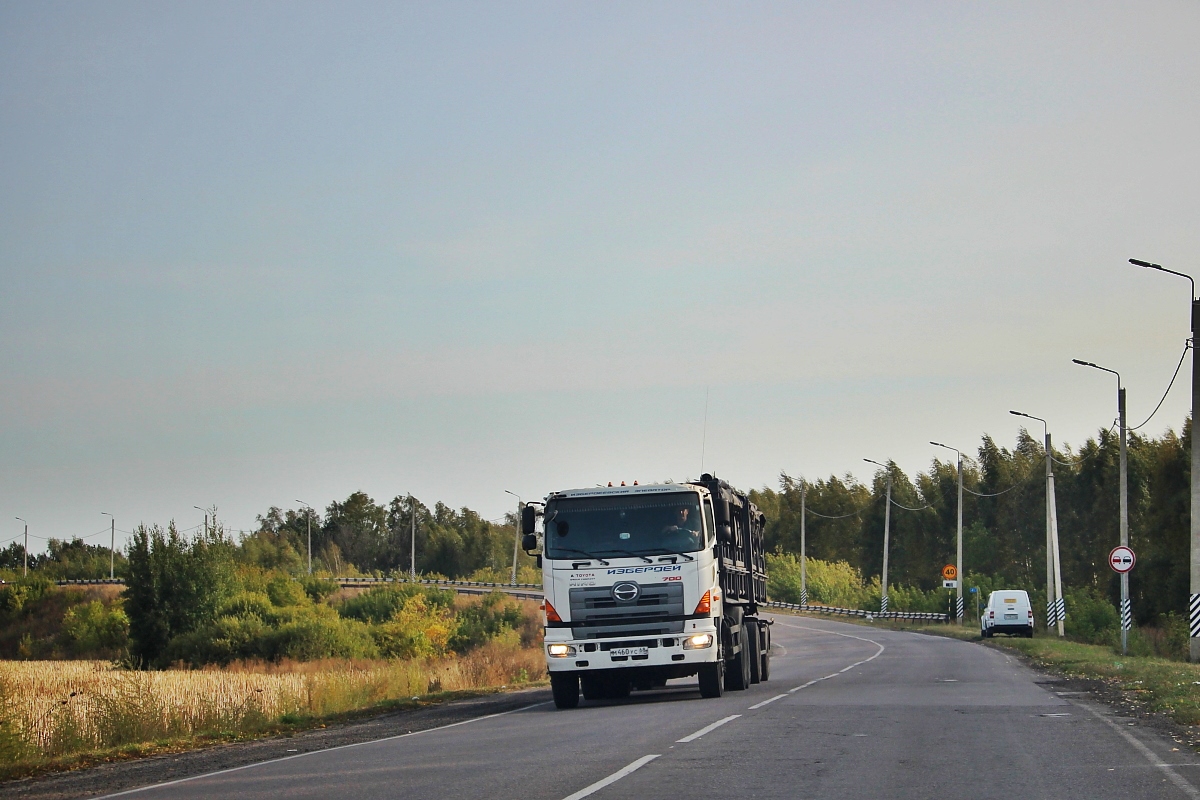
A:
2;1;1199;552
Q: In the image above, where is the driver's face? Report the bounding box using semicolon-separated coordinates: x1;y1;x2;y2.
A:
676;508;689;523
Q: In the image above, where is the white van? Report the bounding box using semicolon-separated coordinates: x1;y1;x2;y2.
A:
981;590;1034;638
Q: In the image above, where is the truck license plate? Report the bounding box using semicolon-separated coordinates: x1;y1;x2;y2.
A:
1004;613;1018;620
610;647;648;658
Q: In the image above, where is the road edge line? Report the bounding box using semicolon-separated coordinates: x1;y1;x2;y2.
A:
676;714;742;743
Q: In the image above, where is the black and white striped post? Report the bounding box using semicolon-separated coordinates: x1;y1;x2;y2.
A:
1131;258;1197;661
800;479;807;608
931;442;966;625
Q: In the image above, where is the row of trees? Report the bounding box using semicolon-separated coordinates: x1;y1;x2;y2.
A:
749;419;1191;626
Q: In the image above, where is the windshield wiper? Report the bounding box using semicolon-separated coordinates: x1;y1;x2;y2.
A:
548;547;610;565
641;548;696;562
595;549;654;564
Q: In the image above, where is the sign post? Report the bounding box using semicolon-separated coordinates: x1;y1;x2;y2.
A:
1110;545;1136;655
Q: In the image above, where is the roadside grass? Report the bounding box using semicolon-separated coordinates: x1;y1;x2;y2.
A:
0;642;547;781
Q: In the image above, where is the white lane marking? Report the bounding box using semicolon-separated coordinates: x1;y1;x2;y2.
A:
561;754;660;800
773;621;886;694
92;700;552;799
676;714;742;742
748;694;788;710
1084;705;1200;799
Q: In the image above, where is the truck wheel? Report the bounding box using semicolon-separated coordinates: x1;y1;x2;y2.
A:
747;621;762;684
550;673;579;709
724;635;751;691
580;675;603;701
760;627;771;682
698;662;724;698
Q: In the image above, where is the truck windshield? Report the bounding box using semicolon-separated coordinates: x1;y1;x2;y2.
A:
543;493;706;559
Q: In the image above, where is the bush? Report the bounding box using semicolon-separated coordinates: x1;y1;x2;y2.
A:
338;585;454;624
59;601;128;656
266;616;379;661
371;595;455;658
1063;588;1119;645
449;592;523;653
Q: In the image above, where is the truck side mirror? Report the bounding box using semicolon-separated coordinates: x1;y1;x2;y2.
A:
714;498;731;525
522;533;538;552
718;523;733;544
521;505;537;535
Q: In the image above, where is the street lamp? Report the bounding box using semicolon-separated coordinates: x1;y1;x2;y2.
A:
15;518;27;577
1073;358;1131;653
863;459;892;614
504;490;523;586
1010;410;1065;636
1131;256;1199;660
295;501;313;575
194;507;208;537
101;512;115;580
930;442;965;625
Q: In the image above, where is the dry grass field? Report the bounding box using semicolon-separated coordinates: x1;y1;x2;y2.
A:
0;642;545;773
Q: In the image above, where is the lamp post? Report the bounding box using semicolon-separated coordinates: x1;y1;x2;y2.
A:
1131;257;1199;660
931;442;965;625
295;501;313;575
409;494;417;579
101;513;115;580
194;507;208;537
505;490;523;586
1073;359;1131;653
1011;410;1065;636
15;518;27;577
863;459;892;614
800;478;808;606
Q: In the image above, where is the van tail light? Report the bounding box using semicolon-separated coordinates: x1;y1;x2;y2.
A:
1028;609;1033;619
694;590;712;615
544;600;562;623
988;611;994;619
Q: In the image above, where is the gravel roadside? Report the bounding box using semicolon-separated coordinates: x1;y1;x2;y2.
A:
2;686;553;800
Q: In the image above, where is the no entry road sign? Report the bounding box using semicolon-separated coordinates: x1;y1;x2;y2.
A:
1109;545;1136;574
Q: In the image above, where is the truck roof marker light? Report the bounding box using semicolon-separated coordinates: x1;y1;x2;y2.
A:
544;600;563;623
621;481;626;486
633;481;638;485
608;482;613;487
694;590;711;615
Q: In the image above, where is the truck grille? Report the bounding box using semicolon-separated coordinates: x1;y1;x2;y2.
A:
569;583;685;639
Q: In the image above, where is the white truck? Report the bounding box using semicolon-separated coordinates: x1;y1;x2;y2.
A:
520;473;771;709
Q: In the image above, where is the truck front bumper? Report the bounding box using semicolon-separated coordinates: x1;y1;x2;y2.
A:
544;623;718;672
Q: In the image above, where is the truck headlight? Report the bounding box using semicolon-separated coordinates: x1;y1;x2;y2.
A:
547;644;577;657
682;633;714;650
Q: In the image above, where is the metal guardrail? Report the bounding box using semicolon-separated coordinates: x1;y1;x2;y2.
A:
52;576;544;600
766;600;948;623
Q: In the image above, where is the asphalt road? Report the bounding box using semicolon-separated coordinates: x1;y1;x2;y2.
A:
94;615;1200;800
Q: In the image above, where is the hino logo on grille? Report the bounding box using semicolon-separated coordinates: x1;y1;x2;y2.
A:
611;582;640;602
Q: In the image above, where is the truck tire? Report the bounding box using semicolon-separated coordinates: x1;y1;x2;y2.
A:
760;625;771;682
698;661;724;698
551;673;579;709
724;631;751;691
580;674;603;701
747;621;761;684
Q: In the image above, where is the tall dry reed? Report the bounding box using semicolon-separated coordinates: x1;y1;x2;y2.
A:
0;642;545;764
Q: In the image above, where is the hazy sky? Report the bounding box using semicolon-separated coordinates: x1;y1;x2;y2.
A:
3;2;1198;551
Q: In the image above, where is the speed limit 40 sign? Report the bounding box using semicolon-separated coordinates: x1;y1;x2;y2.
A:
1109;546;1136;574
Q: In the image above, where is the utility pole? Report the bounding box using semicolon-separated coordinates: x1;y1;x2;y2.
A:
194;507;208;537
1073;359;1131;652
1131;258;1199;660
16;518;27;576
505;490;523;586
931;442;965;625
864;459;892;614
800;479;808;606
102;513;114;580
1011;410;1064;636
410;494;417;579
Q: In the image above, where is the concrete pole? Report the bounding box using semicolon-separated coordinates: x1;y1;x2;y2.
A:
1192;298;1200;661
1119;386;1130;653
882;471;892;614
511;499;523;586
1049;465;1065;637
800;480;807;606
1046;432;1054;634
110;517;115;580
410;494;416;579
956;454;964;625
306;512;312;576
23;522;28;577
